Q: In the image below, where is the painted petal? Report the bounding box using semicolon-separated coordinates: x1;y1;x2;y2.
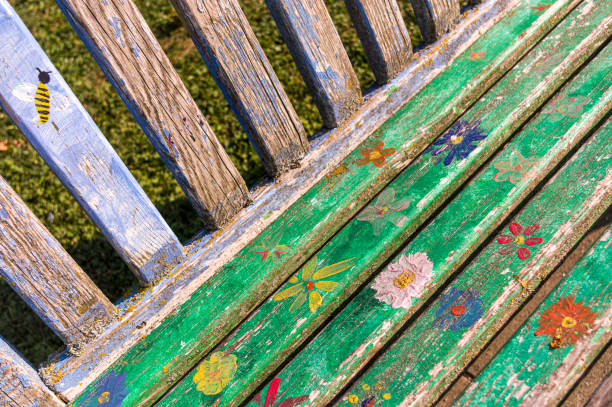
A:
371;218;385;236
277;396;310;407
289;291;307;312
390;214;407;228
315;280;338;292
273;283;303;301
518;247;531;260
372;157;387;167
376;187;395;206
381;147;395;156
493;171;508;183
525;237;543;246
309;291;322;313
509;222;522;236
301;256;317;280
264;378;281;407
496;235;513;244
494;160;512;171
524;224;540;235
443;148;456;166
312;258;354;280
508;171;524;184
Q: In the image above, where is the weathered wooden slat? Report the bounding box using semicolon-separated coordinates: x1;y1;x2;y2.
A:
0;176;115;349
265;0;362;128
344;0;413;84
62;1;581;405
586;372;612;407
340;109;612;406
158;5;612;404
54;0;249;229
167;0;308;177
246;13;612;405
0;0;184;284
410;0;461;42
0;337;64;407
454;226;612;406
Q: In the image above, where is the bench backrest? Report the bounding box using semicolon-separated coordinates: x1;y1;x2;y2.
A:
0;0;468;405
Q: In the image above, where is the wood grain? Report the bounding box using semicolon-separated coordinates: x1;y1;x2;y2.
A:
454;225;612;406
586;372;612;407
0;176;115;350
175;5;612;404
340;94;612;406
344;0;413;84
168;0;309;177
61;0;576;404
0;337;64;407
411;0;461;42
0;0;184;284
265;0;362;128
55;0;250;229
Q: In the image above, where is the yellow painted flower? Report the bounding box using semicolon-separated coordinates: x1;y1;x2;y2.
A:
348;394;359;403
193;352;237;395
273;255;354;313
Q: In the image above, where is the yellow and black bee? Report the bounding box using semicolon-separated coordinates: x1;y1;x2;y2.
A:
34;68;52;124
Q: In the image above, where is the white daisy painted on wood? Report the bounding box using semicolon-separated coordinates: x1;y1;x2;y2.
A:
371;252;433;309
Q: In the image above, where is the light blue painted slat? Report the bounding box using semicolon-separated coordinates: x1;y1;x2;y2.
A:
0;336;64;406
54;0;250;229
266;0;363;128
0;175;115;348
411;0;461;42
0;0;184;284
344;0;413;84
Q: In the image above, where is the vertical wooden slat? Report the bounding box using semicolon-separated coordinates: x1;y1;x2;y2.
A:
0;337;64;407
410;0;461;42
54;0;250;229
344;0;413;84
0;0;184;284
265;0;362;128
0;176;115;350
168;0;309;177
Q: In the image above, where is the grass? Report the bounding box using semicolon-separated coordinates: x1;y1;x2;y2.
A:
0;0;458;365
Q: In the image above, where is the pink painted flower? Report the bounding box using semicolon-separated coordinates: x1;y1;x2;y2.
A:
371;252;433;309
466;50;486;61
497;222;543;260
357;188;410;235
543;94;589;121
493;152;539;184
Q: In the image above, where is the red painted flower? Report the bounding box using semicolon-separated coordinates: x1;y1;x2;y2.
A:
534;295;597;348
356;141;395;168
467;50;486;61
531;4;551;13
497;222;543;260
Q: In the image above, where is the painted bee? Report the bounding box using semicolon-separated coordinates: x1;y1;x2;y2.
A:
12;68;70;126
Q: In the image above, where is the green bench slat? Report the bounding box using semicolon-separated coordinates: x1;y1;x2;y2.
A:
157;1;612;405
454;225;612;406
242;15;612;407
337;89;612;406
67;0;580;405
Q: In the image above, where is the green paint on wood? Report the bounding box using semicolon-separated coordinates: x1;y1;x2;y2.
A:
337;84;612;406
454;225;612;406
72;1;582;405
158;2;612;406
239;14;612;407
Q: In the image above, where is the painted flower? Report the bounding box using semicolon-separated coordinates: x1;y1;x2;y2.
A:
426;120;487;166
356;140;395;168
252;234;290;264
531;3;552;13
371;252;433;309
467;50;486;61
251;377;309;407
535;295;597;348
493;152;539;184
533;49;558;72
193;352;237;395
84;370;128;407
357;188;411;235
434;287;484;331
497;222;543;260
543;94;589;121
273;255;354;313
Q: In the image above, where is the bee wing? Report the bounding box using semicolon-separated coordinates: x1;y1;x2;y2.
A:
12;83;37;102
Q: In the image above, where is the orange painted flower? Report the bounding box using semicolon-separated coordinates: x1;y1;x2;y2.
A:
534;295;597;348
356;141;395;168
467;50;486;61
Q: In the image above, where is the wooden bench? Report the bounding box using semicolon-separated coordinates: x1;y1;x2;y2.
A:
0;0;610;406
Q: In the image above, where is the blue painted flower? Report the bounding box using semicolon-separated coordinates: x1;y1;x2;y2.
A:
426;120;487;166
84;370;128;407
434;287;484;331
